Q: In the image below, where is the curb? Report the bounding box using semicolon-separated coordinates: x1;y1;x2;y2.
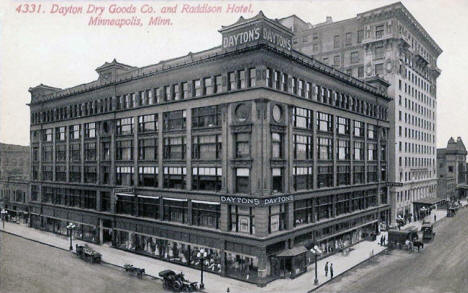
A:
0;229;162;281
307;247;388;293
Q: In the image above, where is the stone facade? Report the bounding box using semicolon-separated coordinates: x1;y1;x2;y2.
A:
280;2;442;223
437;137;467;200
27;12;391;284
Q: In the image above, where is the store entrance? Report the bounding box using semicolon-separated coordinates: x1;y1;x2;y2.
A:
102;219;112;245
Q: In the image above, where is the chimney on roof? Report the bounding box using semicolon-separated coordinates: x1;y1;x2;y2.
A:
326;16;333;23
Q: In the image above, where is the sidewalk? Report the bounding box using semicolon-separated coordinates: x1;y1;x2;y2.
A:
1;222;384;293
399;207;448;232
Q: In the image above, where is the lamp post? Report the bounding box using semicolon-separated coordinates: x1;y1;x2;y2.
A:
66;223;76;251
310;245;322;285
1;209;8;229
197;248;208;289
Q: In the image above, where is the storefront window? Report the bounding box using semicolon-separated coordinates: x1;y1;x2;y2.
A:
116;194;135;215
192;202;220;229
225;253;258;281
163;199;188;224
138;196;160;219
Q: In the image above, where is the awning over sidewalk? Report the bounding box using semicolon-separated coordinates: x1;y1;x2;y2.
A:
413;197;445;206
276;246;309;257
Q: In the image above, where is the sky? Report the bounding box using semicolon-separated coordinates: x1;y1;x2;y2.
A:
1;0;467;147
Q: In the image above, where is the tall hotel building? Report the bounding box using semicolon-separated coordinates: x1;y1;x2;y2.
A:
28;12;391;284
280;2;442;223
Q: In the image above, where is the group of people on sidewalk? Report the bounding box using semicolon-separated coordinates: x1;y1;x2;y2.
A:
324;261;334;279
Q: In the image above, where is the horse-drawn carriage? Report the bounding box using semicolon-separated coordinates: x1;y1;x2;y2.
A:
75;244;102;263
447;206;457;217
387;227;419;250
123;264;145;279
159;270;198;292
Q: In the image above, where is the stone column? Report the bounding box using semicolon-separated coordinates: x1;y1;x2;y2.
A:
158;113;164;188
133;115;139;186
186;110;192;191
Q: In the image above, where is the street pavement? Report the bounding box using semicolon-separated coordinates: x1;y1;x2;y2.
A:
316;202;468;293
1;203;461;293
0;232;163;293
1;221;384;293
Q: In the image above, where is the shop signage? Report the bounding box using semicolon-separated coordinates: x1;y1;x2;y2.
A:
222;24;292;51
220;195;294;207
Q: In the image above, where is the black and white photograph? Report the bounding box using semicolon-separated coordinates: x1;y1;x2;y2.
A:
0;0;467;292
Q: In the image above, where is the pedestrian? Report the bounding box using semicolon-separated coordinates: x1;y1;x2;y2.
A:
382;235;385;246
434;214;436;222
324;261;328;277
330;263;334;279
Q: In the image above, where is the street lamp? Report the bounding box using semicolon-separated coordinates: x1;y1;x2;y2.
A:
310;245;322;285
66;223;76;251
197;248;208;289
1;209;8;229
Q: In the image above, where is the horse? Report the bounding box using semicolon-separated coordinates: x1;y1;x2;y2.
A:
413;240;424;252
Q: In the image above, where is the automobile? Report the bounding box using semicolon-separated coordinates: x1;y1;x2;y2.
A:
421;223;435;241
159;270;198;292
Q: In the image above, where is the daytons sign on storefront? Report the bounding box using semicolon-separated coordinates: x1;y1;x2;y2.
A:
220;195;294;207
222;25;292;51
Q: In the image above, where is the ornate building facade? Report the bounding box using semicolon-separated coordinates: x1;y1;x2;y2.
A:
437;137;467;201
280;2;442;223
27;12;391;284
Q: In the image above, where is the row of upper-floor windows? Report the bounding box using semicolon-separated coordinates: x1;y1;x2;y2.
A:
396;186;436;203
32;105;222;143
398;141;435;156
33;132;222;162
292;107;382;138
30;69;255;125
398;156;435;169
398;80;436;116
398;126;435;144
399;170;436;183
399;50;437;88
34;130;383;164
33;163;385;194
397;107;435;132
265;68;388;121
0;189;26;203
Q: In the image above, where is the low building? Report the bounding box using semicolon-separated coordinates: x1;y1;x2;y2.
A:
0;143;30;180
0;177;30;224
27;12;391;284
437;137;467;201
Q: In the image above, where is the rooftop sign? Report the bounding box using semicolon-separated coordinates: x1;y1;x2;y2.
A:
220;11;293;51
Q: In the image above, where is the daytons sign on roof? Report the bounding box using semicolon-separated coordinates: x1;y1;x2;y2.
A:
220;11;293;51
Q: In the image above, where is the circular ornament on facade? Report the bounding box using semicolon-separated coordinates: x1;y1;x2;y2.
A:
385;59;393;73
235;103;249;122
272;105;282;122
366;63;372;76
